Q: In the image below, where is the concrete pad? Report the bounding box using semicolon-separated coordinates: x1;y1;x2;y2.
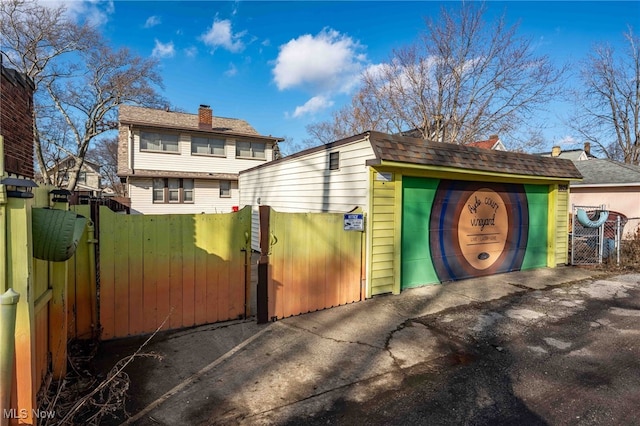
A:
440;278;522;301
502;267;599;289
387;322;450;369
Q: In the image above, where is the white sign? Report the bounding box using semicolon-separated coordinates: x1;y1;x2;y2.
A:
376;172;393;182
344;213;364;231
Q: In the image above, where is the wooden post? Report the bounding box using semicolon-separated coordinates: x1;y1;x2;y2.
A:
0;289;20;426
256;206;270;324
6;197;36;425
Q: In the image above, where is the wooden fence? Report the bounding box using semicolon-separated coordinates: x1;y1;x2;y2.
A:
98;206;252;340
258;207;364;321
4;186;72;425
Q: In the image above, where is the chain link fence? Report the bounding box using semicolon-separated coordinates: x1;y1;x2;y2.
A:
570;206;629;266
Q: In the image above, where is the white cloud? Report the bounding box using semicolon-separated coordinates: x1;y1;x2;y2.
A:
225;63;238;77
184;46;198;58
152;39;175;58
44;0;114;27
273;28;367;93
144;15;161;28
293;96;334;118
557;135;578;146
200;19;245;53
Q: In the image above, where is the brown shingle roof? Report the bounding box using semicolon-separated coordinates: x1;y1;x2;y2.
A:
119;104;277;139
366;131;582;179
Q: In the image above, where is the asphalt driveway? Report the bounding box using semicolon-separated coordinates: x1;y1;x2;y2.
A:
90;267;640;425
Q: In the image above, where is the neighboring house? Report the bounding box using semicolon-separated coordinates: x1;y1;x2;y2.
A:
46;156;103;196
468;134;506;151
537;142;597;161
570;159;640;237
117;104;283;214
240;131;581;297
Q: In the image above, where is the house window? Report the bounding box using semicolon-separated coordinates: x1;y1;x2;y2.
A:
78;171;87;185
329;152;340;170
236;141;266;159
183;179;194;202
152;178;165;202
152;178;194;203
192;137;225;156
140;132;179;153
220;180;231;198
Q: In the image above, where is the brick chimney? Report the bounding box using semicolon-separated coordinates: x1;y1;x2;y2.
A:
551;146;561;157
198;104;212;129
584;142;591;156
489;134;499;141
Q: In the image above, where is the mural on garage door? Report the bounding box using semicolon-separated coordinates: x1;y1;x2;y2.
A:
402;177;549;288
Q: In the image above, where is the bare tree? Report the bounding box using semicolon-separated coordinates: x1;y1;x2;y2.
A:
1;0;165;190
307;2;565;148
87;137;125;196
0;0;98;183
44;42;164;190
569;28;640;164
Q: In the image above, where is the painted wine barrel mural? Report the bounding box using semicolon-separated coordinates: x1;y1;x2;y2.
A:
429;180;529;281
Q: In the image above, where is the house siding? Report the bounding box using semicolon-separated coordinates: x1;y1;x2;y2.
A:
128;177;239;214
239;138;374;213
555;185;569;265
132;131;273;175
239;138;374;252
369;170;400;296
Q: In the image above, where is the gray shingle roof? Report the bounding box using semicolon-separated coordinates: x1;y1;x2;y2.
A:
572;159;640;185
119;104;269;138
367;131;582;179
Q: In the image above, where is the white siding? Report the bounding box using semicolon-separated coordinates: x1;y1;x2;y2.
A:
128;177;239;214
132;132;273;174
239;138;374;213
240;138;374;252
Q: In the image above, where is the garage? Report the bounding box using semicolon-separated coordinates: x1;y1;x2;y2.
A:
364;133;582;294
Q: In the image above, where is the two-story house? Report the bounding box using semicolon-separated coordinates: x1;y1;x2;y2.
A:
117;104;283;214
46;156;103;196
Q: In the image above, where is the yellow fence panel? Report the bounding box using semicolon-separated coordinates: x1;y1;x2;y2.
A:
98;207;251;340
267;209;363;320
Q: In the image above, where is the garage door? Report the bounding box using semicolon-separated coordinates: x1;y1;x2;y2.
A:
402;177;549;287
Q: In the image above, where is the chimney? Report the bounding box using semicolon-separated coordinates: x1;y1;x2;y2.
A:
551;146;561;157
198;104;212;129
584;141;591;156
489;134;499;141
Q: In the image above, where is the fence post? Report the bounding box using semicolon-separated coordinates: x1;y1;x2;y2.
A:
617;215;621;265
6;196;37;425
256;206;270;324
0;289;20;426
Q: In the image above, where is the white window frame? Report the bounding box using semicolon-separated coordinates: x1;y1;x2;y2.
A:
219;180;231;198
236;141;266;159
191;137;226;157
140;131;179;153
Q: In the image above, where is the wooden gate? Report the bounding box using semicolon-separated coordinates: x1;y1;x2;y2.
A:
258;206;364;321
98;206;251;339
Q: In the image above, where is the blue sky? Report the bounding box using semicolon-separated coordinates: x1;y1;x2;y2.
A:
58;1;639;152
